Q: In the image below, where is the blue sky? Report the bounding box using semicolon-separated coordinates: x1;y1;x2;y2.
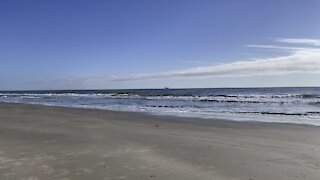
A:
1;0;320;90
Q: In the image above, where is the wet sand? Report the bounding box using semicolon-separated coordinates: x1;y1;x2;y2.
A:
0;102;320;180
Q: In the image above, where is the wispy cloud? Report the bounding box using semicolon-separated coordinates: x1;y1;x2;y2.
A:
276;38;320;46
246;44;308;51
54;38;320;84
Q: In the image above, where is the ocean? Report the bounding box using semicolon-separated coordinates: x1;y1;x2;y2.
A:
1;87;319;125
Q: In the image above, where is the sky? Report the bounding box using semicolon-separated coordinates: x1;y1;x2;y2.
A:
0;0;320;90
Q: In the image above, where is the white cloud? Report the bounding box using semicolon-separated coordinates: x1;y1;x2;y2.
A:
276;38;320;46
246;45;309;51
54;38;320;85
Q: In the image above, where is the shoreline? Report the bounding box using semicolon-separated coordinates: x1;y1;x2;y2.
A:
1;101;319;128
1;102;320;179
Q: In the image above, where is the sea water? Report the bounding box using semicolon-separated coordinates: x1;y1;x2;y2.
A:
1;87;319;125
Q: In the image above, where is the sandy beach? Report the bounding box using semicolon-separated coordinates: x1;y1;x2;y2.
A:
0;102;320;180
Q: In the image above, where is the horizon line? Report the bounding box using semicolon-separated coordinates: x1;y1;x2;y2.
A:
1;86;319;92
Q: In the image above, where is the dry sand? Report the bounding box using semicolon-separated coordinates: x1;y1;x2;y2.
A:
0;102;320;180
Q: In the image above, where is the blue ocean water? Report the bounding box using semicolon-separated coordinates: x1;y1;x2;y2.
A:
1;87;320;125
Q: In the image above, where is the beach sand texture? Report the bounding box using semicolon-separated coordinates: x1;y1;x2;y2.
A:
1;102;320;180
